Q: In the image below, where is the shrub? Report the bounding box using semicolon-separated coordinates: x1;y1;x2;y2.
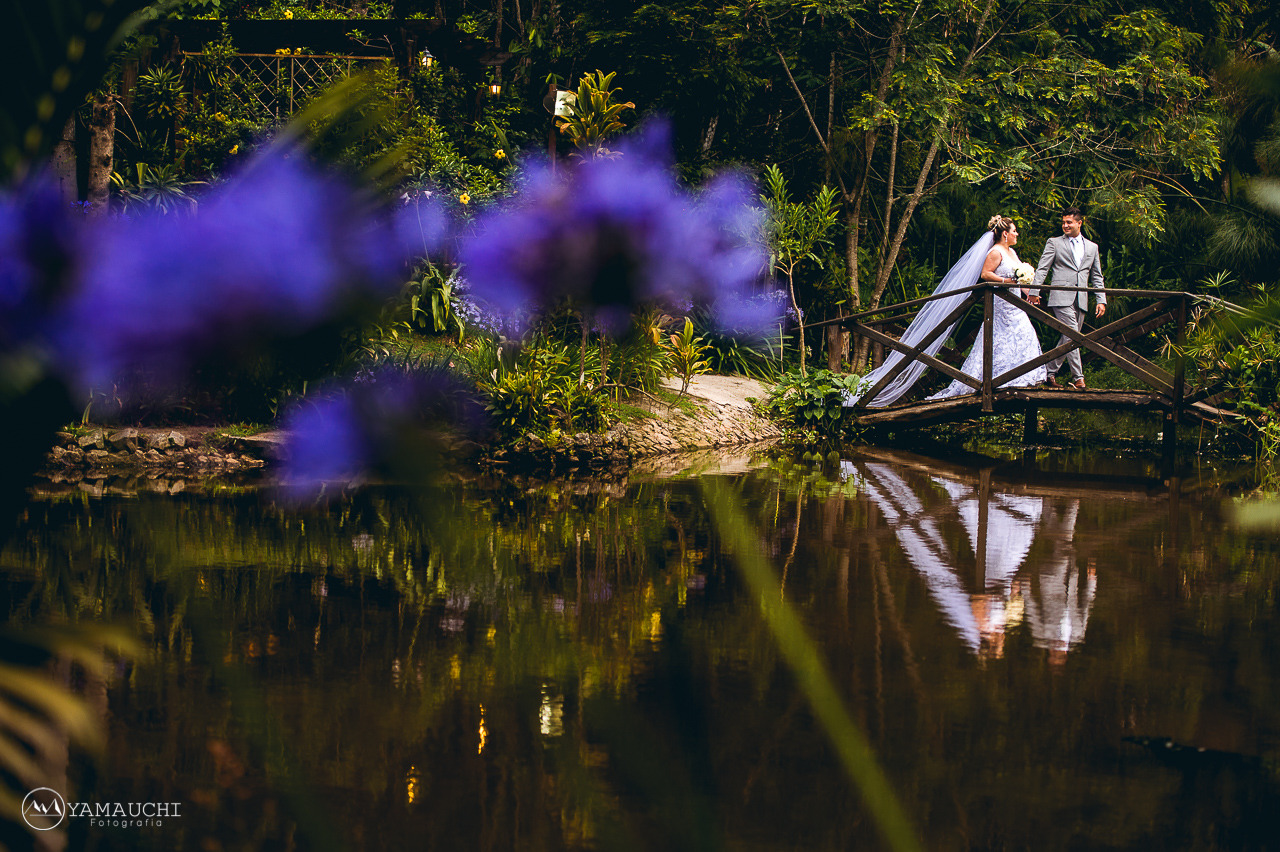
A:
763;369;863;440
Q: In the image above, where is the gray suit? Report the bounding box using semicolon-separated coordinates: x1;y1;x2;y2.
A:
1033;234;1106;381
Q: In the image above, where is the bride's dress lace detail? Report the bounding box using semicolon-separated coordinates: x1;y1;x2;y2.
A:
929;257;1046;399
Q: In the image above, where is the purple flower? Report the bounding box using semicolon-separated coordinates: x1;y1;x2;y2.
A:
279;365;486;499
396;189;449;261
0;181;83;352
279;393;371;496
712;287;795;338
55;147;418;393
458;121;770;330
453;275;526;337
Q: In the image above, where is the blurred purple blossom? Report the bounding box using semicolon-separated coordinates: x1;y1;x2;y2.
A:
396;188;449;261
457;122;770;330
452;275;527;338
55;147;424;392
712;287;796;338
279;393;371;495
280;364;486;499
0;181;83;352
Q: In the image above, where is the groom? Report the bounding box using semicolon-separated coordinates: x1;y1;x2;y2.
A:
1029;207;1106;389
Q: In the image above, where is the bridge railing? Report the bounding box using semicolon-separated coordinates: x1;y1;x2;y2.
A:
826;284;1232;432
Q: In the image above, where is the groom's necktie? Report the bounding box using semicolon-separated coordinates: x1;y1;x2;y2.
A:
1071;236;1083;266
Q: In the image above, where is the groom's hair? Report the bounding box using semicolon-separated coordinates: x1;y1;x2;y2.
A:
1062;206;1084;221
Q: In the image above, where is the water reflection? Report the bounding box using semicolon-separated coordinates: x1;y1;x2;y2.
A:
5;451;1280;851
845;456;1098;660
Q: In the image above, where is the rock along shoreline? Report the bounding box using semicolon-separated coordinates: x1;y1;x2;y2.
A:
39;376;783;485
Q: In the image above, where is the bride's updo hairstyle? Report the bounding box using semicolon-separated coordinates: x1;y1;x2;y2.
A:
988;214;1015;241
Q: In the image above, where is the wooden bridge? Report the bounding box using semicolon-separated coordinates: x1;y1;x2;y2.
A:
827;283;1239;460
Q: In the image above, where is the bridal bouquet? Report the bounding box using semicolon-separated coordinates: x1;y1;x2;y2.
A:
1012;262;1035;287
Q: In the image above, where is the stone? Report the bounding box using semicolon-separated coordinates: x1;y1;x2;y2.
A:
167;431;186;448
77;429;106;449
108;428;140;451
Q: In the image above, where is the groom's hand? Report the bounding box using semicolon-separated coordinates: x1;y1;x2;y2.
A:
1095;303;1106;318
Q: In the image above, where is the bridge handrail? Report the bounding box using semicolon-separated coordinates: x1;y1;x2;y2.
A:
810;285;1220;329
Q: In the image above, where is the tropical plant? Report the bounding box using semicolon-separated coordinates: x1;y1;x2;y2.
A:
666;316;712;395
763;368;864;440
110;163;204;212
134;64;186;122
693;308;784;381
760;165;840;376
480;337;609;439
556;70;635;159
606;311;669;396
408;262;465;341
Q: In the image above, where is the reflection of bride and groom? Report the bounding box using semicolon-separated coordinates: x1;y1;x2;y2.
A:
845;460;1096;660
846;208;1107;407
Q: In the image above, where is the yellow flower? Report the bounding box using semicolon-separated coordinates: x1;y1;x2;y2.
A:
283;9;293;18
494;149;506;160
459;193;471;205
229;144;239;155
294;48;303;55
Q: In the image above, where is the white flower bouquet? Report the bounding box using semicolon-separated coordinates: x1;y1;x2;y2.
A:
1013;261;1035;287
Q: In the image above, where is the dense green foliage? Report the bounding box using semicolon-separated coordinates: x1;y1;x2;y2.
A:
762;368;864;443
7;0;1280;435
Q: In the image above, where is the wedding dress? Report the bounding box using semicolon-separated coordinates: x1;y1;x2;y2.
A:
843;233;1045;407
928;256;1046;400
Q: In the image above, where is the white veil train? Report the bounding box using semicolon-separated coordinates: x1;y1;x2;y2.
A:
844;232;995;408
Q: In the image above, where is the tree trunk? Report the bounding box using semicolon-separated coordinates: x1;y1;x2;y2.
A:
786;271;806;377
701;115;719;155
50;115;77;202
824;52;836;186
868;134;942;310
86;97;115;216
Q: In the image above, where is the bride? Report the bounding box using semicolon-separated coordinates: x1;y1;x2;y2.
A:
845;215;1046;408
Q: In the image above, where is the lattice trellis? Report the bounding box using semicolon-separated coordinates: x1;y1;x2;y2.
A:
184;53;386;121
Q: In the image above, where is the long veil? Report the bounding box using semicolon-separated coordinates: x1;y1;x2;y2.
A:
845;232;994;408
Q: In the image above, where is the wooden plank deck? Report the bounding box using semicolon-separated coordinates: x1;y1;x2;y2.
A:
851;386;1234;429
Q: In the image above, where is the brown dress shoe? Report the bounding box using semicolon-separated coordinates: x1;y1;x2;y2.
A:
1044;376;1061;388
1071;378;1087;390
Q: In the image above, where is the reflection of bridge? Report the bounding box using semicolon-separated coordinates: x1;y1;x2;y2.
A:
844;446;1191;659
829;284;1238;458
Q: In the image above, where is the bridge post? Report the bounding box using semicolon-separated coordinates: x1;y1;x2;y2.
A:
1023;405;1038;444
1164;295;1189;468
982;287;994;412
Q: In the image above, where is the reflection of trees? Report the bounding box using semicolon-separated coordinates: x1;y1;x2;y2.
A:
1;478;744;849
6;461;1280;849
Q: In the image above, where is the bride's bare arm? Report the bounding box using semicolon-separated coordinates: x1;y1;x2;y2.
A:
980;249;1010;284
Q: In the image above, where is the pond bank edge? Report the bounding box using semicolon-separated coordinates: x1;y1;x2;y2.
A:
37;381;785;483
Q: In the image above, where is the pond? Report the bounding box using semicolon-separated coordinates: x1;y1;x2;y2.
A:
3;445;1280;851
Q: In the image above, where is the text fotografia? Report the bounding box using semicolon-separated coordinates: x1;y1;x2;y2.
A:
22;788;181;831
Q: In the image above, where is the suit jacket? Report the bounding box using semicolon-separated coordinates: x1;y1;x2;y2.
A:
1033;235;1106;311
